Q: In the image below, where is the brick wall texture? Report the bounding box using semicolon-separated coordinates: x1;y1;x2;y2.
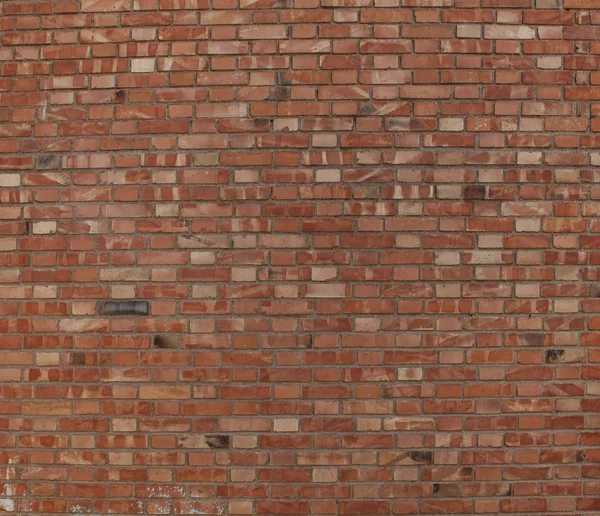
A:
3;0;600;514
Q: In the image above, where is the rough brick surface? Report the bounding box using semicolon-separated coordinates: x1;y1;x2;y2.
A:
0;0;599;514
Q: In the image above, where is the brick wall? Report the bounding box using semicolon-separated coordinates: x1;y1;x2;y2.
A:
1;0;599;514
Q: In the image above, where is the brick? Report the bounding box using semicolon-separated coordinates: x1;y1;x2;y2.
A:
565;0;600;5
1;2;598;514
97;300;149;315
484;25;536;39
131;58;156;73
82;0;131;11
464;185;486;200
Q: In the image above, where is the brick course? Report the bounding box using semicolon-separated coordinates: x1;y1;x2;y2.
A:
0;0;599;514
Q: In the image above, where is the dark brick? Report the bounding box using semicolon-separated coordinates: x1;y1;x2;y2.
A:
409;450;433;464
206;435;230;449
267;87;290;101
69;352;86;366
545;349;564;363
464;185;486;200
153;335;178;349
97;301;149;315
36;154;61;170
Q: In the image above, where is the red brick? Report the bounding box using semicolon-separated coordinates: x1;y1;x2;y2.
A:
0;2;597;514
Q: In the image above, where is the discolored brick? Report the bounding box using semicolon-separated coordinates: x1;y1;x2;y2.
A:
2;1;599;514
206;435;230;449
546;349;565;363
97;300;149;315
35;154;61;170
463;185;486;200
69;352;86;366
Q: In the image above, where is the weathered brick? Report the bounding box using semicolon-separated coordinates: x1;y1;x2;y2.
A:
0;2;597;514
97;300;149;315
